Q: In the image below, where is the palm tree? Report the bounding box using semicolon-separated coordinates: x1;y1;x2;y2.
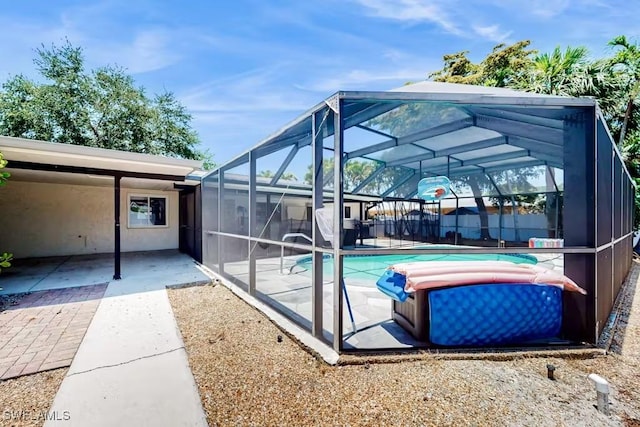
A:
528;46;589;95
609;35;640;145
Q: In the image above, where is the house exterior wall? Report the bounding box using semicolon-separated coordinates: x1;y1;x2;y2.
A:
0;180;179;258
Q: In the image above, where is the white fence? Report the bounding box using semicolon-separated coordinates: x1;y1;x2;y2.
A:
440;213;549;242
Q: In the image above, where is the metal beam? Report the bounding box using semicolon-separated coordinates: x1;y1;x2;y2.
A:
524;151;563;165
346;117;474;160
499;106;573;120
409;150;528;175
383;136;507;168
218;172;225;275
547;165;560;192
467;106;565;129
436;136;507;157
311;110;324;339
482;159;549;175
248;150;257;296
323;166;335;187
218;152;250;173
506;136;564;154
270;145;299;185
354;124;396;140
486;173;503;197
254;133;310;158
343;102;403;129
460;149;531;166
381;170;416;197
351;163;386;193
340;90;596;107
296;135;313;149
332;102;344;352
475;114;564;145
385;152;449;168
445;158;560;179
346;139;397;160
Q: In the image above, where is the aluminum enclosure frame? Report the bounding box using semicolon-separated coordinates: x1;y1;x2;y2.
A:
201;84;635;352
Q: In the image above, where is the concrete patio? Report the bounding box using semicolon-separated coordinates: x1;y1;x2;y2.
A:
0;250;211;426
0;250;208;296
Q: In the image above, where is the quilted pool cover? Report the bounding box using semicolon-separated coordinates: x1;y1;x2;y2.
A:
428;283;562;346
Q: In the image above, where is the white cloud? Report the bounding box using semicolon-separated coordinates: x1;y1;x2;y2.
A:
527;0;571;18
353;0;462;35
0;2;202;77
179;66;315;115
351;0;520;43
472;24;512;43
93;29;183;74
296;66;432;93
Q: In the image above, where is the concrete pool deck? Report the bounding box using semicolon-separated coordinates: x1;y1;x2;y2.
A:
217;245;565;350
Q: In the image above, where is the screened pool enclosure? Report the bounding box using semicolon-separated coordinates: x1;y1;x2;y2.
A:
202;82;634;352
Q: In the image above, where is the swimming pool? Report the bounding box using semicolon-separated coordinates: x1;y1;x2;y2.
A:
291;249;538;282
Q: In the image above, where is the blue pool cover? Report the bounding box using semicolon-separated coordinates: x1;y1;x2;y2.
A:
428;284;562;346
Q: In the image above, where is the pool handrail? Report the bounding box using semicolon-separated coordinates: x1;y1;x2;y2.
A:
280;233;313;274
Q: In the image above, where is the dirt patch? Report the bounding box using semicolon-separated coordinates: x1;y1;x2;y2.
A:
169;284;640;426
0;368;67;426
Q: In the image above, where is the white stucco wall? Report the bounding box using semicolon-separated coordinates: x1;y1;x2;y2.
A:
0;180;179;258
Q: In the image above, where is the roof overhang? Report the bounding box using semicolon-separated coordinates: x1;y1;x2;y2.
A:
0;136;203;187
0;136;202;177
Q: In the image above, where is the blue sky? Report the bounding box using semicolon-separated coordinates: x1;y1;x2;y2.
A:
1;0;638;165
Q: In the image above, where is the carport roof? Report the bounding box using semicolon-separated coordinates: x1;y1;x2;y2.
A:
0;136;203;179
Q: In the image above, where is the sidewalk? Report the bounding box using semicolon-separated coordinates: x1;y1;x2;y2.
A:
45;255;210;427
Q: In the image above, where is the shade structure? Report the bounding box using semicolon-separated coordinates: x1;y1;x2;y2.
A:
202;81;635;353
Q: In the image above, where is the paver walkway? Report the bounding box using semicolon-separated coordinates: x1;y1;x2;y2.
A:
0;284;107;379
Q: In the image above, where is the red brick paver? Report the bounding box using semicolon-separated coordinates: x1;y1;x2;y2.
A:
0;284;107;380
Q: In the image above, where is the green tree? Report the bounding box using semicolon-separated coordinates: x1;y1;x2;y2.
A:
0;41;212;166
303;158;399;194
430;40;536;87
609;35;640;146
527;46;589;95
258;170;298;181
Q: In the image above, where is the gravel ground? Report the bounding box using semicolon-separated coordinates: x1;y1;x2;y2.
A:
0;368;68;426
169;268;640;427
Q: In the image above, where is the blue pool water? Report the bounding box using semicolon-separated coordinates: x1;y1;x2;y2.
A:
292;249;537;281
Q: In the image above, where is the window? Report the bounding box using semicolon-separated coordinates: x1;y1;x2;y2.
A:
344;206;351;218
129;195;168;227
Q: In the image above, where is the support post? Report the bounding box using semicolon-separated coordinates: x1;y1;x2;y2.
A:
359;202;364;246
218;171;225;275
312;109;325;339
563;108;596;342
248;150;257;296
113;174;122;280
332;101;344;352
498;197;504;244
455;195;459;245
